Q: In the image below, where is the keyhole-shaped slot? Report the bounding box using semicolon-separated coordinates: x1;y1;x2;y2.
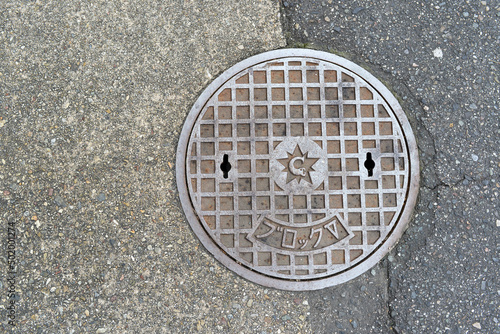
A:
364;152;375;177
220;154;231;179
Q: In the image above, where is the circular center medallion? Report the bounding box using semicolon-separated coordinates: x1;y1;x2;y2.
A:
270;137;328;194
176;49;419;290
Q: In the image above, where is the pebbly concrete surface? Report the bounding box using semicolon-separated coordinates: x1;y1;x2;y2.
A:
281;0;499;333
1;0;499;334
0;1;302;333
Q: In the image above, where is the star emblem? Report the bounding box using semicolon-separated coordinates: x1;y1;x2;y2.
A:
277;145;319;184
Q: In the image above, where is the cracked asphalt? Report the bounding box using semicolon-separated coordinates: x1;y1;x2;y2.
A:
1;0;498;333
282;0;499;333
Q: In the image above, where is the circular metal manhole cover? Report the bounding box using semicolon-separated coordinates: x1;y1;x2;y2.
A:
176;49;419;290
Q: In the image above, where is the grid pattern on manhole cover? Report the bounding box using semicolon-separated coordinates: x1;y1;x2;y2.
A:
177;50;419;290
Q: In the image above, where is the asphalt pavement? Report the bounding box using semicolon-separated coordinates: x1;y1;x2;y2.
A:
0;0;498;333
282;0;499;333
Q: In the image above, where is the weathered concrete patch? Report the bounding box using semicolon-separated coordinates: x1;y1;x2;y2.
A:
0;1;301;333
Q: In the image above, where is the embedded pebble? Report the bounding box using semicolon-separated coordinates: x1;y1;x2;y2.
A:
55;196;66;207
433;47;443;58
352;7;365;14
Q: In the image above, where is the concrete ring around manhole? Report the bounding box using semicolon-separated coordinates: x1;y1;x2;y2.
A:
176;49;419;291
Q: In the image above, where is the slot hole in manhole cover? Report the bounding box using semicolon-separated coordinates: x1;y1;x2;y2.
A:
176;49;419;291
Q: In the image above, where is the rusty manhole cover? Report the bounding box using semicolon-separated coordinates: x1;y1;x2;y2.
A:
176;49;419;290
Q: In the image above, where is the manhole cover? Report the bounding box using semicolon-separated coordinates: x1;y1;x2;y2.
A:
176;49;419;290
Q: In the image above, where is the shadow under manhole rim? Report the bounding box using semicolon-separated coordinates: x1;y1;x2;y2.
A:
176;48;420;291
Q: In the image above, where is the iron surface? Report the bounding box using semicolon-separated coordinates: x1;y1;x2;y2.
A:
176;49;420;290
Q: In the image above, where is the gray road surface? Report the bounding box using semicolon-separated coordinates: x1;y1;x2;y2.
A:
0;0;498;333
282;0;499;333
